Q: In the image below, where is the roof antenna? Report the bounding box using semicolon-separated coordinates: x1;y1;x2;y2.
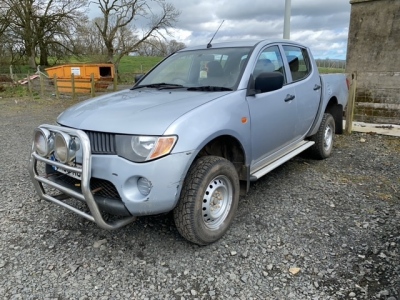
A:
207;20;224;48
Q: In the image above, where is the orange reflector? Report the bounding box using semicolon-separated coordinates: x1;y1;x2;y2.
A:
241;117;248;124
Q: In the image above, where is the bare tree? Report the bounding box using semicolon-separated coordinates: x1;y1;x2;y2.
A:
136;38;186;57
0;4;11;37
75;18;108;57
167;39;185;54
0;5;11;63
4;0;37;68
136;38;166;56
93;0;180;71
34;0;88;66
3;0;88;68
136;38;185;57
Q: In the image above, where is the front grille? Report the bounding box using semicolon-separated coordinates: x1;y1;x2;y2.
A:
85;131;116;154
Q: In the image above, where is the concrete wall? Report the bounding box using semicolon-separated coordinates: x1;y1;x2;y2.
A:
346;0;400;124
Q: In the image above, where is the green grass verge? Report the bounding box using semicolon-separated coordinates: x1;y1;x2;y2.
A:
118;56;164;73
3;56;345;75
1;55;164;75
318;67;345;74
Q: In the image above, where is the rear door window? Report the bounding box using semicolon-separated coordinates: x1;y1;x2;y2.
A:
282;46;311;82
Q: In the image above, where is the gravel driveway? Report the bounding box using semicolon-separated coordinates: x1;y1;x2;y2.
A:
0;97;399;300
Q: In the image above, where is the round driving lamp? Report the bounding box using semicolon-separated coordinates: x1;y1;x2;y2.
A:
137;177;152;196
54;132;79;163
33;128;54;157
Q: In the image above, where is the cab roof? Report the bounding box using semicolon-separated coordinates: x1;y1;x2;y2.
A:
179;39;307;51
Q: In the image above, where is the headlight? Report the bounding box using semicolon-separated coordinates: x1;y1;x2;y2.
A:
131;136;157;157
33;128;54;157
116;135;177;162
54;132;80;163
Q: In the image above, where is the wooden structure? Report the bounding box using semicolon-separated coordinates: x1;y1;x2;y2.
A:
45;64;114;93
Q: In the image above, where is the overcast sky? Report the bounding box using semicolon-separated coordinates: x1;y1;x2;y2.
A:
90;0;351;60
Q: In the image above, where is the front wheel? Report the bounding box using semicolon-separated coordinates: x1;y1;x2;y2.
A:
309;113;335;159
173;156;240;245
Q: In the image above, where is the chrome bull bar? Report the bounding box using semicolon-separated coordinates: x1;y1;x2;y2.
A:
28;124;136;230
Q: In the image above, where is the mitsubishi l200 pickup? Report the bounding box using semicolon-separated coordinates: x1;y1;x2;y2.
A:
29;39;349;245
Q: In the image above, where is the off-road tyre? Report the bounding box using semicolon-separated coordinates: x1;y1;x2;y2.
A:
173;156;240;245
309;113;335;159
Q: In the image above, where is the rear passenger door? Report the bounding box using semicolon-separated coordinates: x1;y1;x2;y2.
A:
282;45;321;138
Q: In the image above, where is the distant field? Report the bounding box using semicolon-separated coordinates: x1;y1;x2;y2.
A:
0;56;164;76
118;56;164;73
1;56;345;78
55;55;165;73
318;67;345;74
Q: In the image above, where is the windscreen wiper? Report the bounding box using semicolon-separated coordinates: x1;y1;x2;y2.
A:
131;83;185;90
187;86;233;92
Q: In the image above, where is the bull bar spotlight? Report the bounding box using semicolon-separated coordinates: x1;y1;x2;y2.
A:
54;132;80;163
33;128;54;157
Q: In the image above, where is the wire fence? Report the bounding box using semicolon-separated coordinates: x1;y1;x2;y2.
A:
315;60;346;70
0;61;345;99
0;70;139;101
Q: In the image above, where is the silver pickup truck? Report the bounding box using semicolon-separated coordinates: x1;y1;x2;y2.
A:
29;39;348;245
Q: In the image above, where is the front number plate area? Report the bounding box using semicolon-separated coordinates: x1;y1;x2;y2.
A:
50;155;82;180
55;166;82;180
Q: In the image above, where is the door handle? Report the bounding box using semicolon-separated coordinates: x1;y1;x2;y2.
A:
313;84;321;91
284;94;295;102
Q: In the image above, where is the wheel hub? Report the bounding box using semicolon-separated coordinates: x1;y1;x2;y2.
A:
324;125;333;151
202;175;233;230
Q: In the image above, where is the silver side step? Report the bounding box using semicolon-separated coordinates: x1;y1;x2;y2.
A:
250;140;315;181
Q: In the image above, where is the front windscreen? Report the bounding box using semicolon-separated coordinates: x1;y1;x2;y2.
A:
137;47;253;90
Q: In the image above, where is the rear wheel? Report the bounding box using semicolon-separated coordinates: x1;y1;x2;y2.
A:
173;156;239;245
309;113;335;159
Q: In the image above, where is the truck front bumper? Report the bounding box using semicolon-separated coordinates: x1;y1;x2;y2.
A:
29;124;194;230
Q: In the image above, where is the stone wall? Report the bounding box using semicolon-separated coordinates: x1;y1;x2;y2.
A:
346;0;400;124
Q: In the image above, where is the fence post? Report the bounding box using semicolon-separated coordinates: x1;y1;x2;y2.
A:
38;66;45;98
27;71;34;100
345;72;358;134
9;65;14;82
71;73;76;101
90;73;95;98
113;70;117;92
53;74;59;100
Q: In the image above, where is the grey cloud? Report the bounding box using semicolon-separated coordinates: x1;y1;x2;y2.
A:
170;0;351;59
89;0;351;59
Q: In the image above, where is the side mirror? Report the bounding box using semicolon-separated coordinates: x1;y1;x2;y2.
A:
247;72;284;96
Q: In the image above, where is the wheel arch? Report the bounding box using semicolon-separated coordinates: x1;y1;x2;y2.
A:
308;96;343;137
324;96;343;134
192;134;249;196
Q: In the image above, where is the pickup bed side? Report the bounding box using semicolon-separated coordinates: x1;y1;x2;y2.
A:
308;74;349;137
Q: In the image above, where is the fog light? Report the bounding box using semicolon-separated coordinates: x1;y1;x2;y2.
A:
137;177;152;196
33;128;54;157
54;132;79;163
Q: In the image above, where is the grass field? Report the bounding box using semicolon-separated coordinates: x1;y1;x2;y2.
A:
118;56;164;73
0;56;345;84
1;56;164;76
1;56;345;78
318;67;345;74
